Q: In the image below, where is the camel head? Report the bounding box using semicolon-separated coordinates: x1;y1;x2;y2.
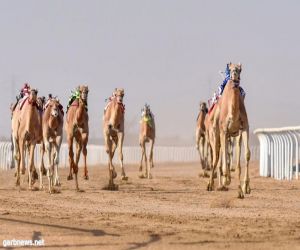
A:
79;85;89;101
228;62;242;83
37;96;46;110
48;98;61;118
114;88;125;103
199;102;207;112
29;88;38;103
141;103;151;117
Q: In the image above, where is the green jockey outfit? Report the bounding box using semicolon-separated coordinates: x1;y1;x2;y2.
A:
67;89;88;113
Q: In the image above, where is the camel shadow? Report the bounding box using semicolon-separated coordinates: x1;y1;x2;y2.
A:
126;234;161;250
0;216;119;237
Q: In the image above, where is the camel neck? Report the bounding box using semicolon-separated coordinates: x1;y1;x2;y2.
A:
49;115;59;130
76;100;86;124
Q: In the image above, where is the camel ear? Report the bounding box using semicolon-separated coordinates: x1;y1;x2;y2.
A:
238;62;242;71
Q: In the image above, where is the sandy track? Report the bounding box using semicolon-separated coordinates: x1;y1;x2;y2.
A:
0;162;300;250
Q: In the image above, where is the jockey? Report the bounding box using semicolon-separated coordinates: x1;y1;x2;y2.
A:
66;87;80;113
11;83;31;113
18;83;30;100
218;63;246;98
104;89;118;112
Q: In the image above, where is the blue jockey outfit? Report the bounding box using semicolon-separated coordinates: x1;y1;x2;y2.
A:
218;64;245;97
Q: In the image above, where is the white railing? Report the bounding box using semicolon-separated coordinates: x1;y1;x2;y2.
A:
254;126;300;180
0;142;259;171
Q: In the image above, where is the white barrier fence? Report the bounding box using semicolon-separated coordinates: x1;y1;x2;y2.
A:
0;142;259;171
254;127;300;180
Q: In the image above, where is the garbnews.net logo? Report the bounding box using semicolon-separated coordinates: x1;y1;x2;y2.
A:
3;239;45;247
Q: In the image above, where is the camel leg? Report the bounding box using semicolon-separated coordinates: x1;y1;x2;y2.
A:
73;141;79;191
43;140;52;190
40;143;46;176
82;133;89;180
118;132;128;180
39;142;46;190
75;140;82;168
195;128;200;151
207;131;219;191
199;136;209;178
242;129;251;195
235;133;242;180
27;143;36;190
143;143;148;178
53;136;62;186
47;145;54;194
106;136;118;190
13;136;21;186
139;142;146;178
218;130;229;191
67;136;74;181
148;139;154;179
200;136;205;169
19;139;26;175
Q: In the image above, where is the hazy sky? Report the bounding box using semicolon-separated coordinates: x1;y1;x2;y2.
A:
0;0;299;143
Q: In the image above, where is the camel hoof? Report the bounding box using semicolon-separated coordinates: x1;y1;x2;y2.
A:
230;168;235;172
138;173;145;179
54;181;61;187
147;174;152;179
199;172;210;178
39;185;44;191
243;182;251;194
15;180;20;186
238;186;244;199
83;175;89;180
121;175;128;181
21;168;26;175
207;182;214;191
217;186;229;191
67;175;73;181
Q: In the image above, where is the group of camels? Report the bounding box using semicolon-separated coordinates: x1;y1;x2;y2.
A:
196;63;251;198
10;86;156;192
10;62;249;198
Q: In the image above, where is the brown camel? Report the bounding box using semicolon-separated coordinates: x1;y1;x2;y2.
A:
139;104;155;179
65;85;89;191
207;63;250;198
41;97;64;193
11;88;42;189
196;102;209;176
103;88;128;190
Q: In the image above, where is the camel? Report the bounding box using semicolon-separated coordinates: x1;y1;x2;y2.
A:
65;85;89;191
139;104;155;179
207;63;250;198
103;88;128;190
11;88;42;190
41;97;64;193
196;102;209;176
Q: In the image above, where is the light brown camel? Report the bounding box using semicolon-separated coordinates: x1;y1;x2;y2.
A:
139;104;155;179
207;63;250;198
11;88;42;189
65;85;89;191
103;88;128;190
41;97;64;193
196;102;209;176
